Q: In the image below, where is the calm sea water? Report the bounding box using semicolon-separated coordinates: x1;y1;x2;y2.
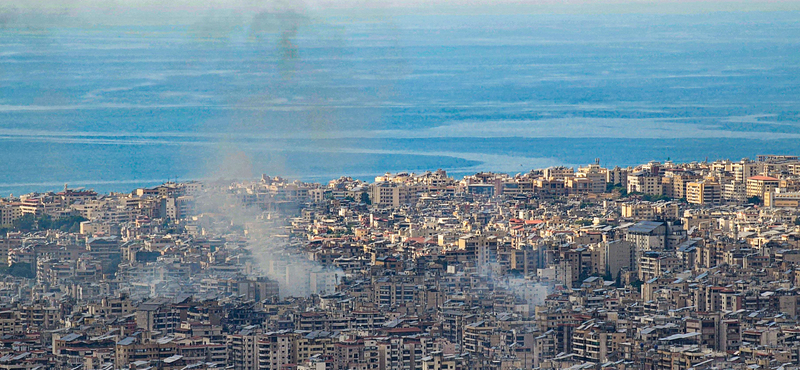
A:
1;12;799;194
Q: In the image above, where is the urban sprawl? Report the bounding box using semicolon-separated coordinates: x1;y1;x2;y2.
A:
2;155;800;370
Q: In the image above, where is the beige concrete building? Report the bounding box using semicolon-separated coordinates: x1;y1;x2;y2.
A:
765;191;800;208
0;202;21;228
577;163;608;192
621;203;654;219
686;180;721;205
370;182;425;207
746;176;780;198
606;166;628;187
258;333;293;370
669;172;702;200
722;181;747;203
639;251;680;281
566;177;603;194
544;166;575;180
627;171;662;196
732;158;760;182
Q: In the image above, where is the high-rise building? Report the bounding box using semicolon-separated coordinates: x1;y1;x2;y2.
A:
746;176;780;198
686;180;721;205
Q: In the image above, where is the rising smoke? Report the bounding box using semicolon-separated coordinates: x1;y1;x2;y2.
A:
2;0;373;298
192;183;342;298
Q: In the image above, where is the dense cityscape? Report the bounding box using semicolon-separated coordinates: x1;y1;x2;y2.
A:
0;155;799;369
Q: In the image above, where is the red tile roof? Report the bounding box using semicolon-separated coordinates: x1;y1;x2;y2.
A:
748;176;779;181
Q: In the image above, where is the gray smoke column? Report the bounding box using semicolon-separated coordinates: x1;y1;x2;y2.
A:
1;0;366;297
194;183;341;298
194;0;339;296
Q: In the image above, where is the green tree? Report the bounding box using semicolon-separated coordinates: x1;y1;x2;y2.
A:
360;192;371;205
1;263;35;279
642;194;672;202
102;254;122;276
578;270;589;284
68;221;82;233
37;215;53;229
747;196;762;205
12;214;35;231
49;215;87;231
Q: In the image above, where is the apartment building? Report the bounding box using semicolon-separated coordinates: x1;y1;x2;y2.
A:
746;176;780;198
733;159;760;182
625;221;667;264
639;251;680;281
606;166;628;187
370;182;425;207
686;180;721;205
0;203;21;228
604;240;635;278
463;321;499;357
627;171;663;196
766;191;800;208
457;234;498;272
227;331;259;370
258;332;293;370
722;181;747;203
543;166;575;180
621;202;654;219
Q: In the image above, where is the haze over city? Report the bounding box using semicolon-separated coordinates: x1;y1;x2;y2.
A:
2;0;800;194
1;1;800;370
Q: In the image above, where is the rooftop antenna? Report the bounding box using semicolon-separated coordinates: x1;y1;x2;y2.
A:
595;158;600;166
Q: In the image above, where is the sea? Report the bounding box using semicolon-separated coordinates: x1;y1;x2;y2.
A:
1;11;800;195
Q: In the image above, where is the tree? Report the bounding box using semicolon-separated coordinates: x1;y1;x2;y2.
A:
642;194;672;202
0;263;35;279
49;215;87;232
615;271;622;288
360;192;371;205
10;214;87;232
68;222;81;233
795;217;800;226
37;215;53;229
747;196;762;205
578;270;590;284
102;254;122;276
12;214;35;231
